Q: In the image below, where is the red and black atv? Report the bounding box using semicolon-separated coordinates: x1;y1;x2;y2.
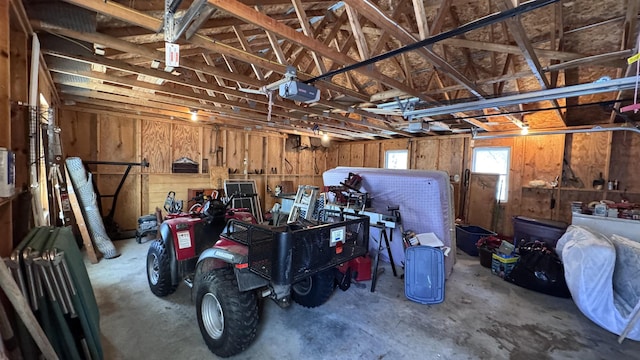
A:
146;192;369;357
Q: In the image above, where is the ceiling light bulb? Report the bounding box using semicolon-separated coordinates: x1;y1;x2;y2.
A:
190;109;197;121
321;133;330;147
521;126;529;135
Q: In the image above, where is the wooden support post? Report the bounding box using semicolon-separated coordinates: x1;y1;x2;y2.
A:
0;260;59;360
65;167;99;264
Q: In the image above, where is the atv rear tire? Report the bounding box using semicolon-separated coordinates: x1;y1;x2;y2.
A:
196;267;259;357
292;269;335;308
146;240;177;297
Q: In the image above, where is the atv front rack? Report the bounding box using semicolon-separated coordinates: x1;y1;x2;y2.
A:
223;213;369;284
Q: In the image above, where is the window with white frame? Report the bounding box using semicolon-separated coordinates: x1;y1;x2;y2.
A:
385;149;408;169
472;147;510;202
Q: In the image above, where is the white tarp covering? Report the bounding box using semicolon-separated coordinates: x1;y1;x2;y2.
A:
556;225;640;341
323;167;455;278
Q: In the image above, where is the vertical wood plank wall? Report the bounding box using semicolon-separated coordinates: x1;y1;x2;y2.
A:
1;1;40;256
58;110;328;230
53;111;640;239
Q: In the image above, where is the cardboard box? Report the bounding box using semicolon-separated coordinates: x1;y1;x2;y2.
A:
491;253;519;279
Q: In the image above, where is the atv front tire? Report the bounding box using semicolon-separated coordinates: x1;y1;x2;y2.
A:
292;269;335;308
146;240;177;297
196;267;259;357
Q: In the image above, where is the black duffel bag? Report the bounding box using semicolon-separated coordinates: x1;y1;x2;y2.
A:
505;241;571;298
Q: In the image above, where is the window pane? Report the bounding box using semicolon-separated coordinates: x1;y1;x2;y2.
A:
472;147;510;202
385;150;408;169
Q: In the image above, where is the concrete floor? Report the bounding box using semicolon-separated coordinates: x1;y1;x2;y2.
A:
86;239;640;360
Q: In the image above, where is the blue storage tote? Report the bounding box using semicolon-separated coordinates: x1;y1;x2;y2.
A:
404;246;445;304
455;225;496;256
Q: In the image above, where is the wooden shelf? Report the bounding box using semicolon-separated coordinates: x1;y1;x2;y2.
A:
558;187;605;192
522;186;557;191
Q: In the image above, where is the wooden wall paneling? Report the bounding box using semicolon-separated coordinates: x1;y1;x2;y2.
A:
363;142;380;168
326;145;339;169
438;137;465;177
381;139;409;153
564;132;609;189
522;135;564;185
141;174;149;216
505;137;525;236
609;131;640;193
283;148;299;176
298;148;314;175
248;134;265;174
141;119;171;173
98;174;140;230
298;176;317;187
225;130;244;173
349;143;364;167
313;147;329;176
9;29;27;103
11;105;29;192
413;139;439;170
60;110;96;161
221;129;227;168
146;174;212;214
520;188;556;220
266;135;283;175
171;123;201;170
136;118;142;215
97;114;137;173
202;126;213;167
337;143;351;166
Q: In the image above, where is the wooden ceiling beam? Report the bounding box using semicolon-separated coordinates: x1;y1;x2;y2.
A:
206;0;433;103
34;21;263;87
429;0;452;35
342;25;585;61
232;26;265;81
291;0;328;75
52;50;374;134
63;99;356;139
345;4;369;61
60;0;370;102
57;82;371;138
265;30;287;64
343;0;487;99
412;0;430;40
501;0;564;124
99;10;325;38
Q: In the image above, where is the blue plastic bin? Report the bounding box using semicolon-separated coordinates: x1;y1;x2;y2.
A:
404;246;445;304
455;225;496;256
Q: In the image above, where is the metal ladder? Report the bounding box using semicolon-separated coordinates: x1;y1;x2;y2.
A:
287;185;320;224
